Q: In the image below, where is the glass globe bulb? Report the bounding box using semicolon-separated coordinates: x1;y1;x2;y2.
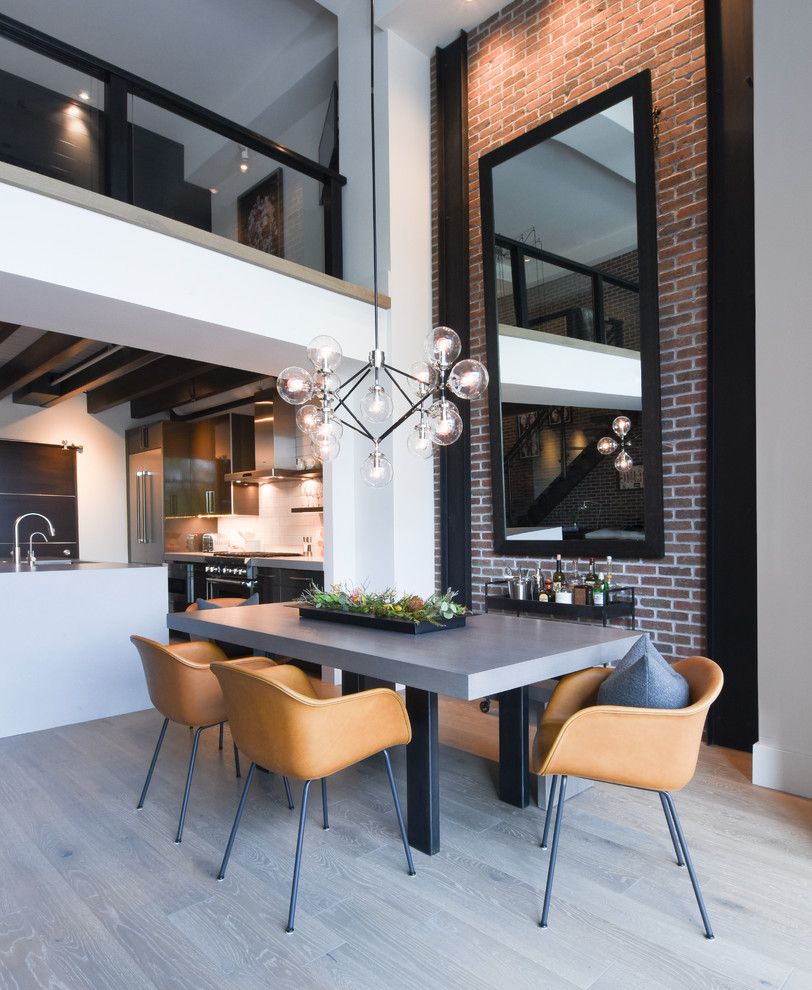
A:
615;449;634;473
276;366;314;405
407;421;434;460
311;415;343;443
314;369;341;395
428;398;463;446
597;436;619;456
360;447;393;487
612;415;632;439
306;334;342;372
311;433;340;463
360;383;393;423
424;325;461;368
409;360;438;399
296;404;321;434
448;358;489;400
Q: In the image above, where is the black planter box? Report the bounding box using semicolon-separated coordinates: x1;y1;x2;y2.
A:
295;604;467;634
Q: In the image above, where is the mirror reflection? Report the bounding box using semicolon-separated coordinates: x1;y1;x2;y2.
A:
492;96;645;544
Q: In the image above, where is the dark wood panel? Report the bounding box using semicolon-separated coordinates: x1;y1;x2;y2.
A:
705;0;757;750
0;493;78;558
0;439;76;495
436;33;472;607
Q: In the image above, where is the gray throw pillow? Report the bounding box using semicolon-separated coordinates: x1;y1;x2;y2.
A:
195;593;259;610
598;635;689;709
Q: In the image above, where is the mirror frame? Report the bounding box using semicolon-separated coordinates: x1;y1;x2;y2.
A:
479;70;664;560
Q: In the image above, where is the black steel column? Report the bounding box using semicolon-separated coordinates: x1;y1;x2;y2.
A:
436;33;471;606
104;73;131;203
497;685;530;807
405;687;440;855
705;0;757;749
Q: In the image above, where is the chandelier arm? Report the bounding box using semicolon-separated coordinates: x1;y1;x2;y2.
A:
334;416;374;439
382;365;414;405
333;364;371;396
377;393;429;443
333;369;372;409
382;363;426;385
333;396;376;440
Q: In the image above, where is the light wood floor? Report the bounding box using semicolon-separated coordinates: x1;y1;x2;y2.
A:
0;695;810;990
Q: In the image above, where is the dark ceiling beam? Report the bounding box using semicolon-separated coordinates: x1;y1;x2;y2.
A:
12;347;162;407
86;356;215;414
130;366;266;419
0;333;93;400
0;322;21;346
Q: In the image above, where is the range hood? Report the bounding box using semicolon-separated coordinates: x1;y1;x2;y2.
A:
224;393;321;484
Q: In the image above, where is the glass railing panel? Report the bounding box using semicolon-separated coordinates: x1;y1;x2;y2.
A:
0;34;104;191
128;95;327;273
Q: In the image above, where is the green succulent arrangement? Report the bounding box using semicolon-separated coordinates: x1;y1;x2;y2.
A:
298;582;468;626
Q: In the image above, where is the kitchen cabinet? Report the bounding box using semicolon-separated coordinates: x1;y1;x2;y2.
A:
257;566;323;604
126;422;163;454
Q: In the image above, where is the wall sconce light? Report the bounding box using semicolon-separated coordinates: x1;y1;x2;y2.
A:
61;440;84;454
597;415;632;473
239;147;250;173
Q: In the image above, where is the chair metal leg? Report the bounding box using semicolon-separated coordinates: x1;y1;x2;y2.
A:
219;722;224;750
383;749;416;876
283;776;294;810
217;763;256;880
175;726;204;843
662;792;715;939
540;774;568;927
321;778;329;830
541;775;559;849
286;780;312;933
233;742;241;779
660;791;685;866
137;717;169;809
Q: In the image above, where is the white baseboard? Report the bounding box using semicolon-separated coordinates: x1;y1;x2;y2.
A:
752;742;812;799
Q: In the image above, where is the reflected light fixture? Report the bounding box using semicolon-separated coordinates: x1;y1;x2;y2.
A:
276;0;488;487
598;414;634;472
239;146;250;173
78;90;90;102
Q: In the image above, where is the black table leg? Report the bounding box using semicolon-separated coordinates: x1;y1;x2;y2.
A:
405;687;440;855
342;671;362;695
497;685;530;807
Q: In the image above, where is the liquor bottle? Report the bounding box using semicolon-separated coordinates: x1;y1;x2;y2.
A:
534;564;542;599
585;557;598;588
552;554;564;592
593;573;605;607
605;556;614;589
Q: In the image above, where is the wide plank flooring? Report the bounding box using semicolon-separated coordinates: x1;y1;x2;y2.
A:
0;694;810;990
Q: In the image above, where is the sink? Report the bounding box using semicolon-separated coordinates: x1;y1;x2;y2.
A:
32;559;75;566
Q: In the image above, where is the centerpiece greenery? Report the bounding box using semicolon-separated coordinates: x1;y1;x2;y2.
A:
298;582;468;627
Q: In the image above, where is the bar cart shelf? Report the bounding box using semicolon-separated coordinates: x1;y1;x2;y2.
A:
484;581;636;629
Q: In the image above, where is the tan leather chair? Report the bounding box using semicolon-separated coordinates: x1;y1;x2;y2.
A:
533;656;723;938
185;598;247;611
211;662;415;932
131;636;291;843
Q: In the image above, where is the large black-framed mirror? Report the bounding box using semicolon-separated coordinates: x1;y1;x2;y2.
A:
479;70;664;559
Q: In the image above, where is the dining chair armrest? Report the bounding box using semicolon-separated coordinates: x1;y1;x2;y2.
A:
170;641;229;667
224;656;277;673
539;703;710;791
542;666;613;724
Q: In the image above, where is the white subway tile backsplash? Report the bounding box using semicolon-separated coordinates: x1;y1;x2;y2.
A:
216;479;323;555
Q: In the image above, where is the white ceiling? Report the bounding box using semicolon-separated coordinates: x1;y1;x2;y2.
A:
374;0;508;54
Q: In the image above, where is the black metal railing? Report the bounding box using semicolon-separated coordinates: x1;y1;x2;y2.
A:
0;12;345;277
496;234;638;348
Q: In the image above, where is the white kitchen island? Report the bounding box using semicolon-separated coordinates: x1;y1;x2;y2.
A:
0;561;166;738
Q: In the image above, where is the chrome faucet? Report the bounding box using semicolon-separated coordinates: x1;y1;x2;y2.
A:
13;513;56;566
28;531;49;564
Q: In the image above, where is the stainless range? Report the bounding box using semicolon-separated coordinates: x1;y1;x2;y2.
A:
204;551;302;600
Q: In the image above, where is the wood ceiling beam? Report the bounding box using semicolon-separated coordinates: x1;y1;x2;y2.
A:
86;356;215;414
0;322;21;346
0;333;94;401
13;347;162;407
130;367;266;419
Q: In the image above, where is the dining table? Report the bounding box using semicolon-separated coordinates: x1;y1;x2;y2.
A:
167;604;642;855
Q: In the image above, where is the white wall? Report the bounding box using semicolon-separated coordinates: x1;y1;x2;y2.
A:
752;0;812;799
0;395;131;562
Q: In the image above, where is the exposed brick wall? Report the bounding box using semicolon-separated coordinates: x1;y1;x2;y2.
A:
433;0;707;658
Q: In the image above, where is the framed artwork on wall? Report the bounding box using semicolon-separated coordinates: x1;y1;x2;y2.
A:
238;169;284;257
619;465;645;490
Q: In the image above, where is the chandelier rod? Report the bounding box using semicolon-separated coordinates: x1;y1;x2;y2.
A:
369;0;380;352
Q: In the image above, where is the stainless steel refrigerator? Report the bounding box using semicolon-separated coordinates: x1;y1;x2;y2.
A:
128;449;164;564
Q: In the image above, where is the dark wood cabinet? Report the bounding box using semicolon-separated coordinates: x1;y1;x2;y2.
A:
126;422;163;455
257;566;323;604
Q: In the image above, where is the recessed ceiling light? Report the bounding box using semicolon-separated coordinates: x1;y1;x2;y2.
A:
239;146;250;173
78;90;90;101
209;187;219;195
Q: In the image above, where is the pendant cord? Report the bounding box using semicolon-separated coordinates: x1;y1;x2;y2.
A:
370;0;379;352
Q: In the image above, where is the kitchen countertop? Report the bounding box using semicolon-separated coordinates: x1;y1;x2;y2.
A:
0;560;162;574
164;552;324;571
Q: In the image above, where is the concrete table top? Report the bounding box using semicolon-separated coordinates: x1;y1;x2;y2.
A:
168;604;641;700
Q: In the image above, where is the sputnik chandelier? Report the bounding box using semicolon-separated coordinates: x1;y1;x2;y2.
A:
275;0;488;488
597;415;634;473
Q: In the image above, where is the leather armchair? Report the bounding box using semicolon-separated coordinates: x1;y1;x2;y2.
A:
130;636;280;843
533;656;723;938
211;662;415;932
